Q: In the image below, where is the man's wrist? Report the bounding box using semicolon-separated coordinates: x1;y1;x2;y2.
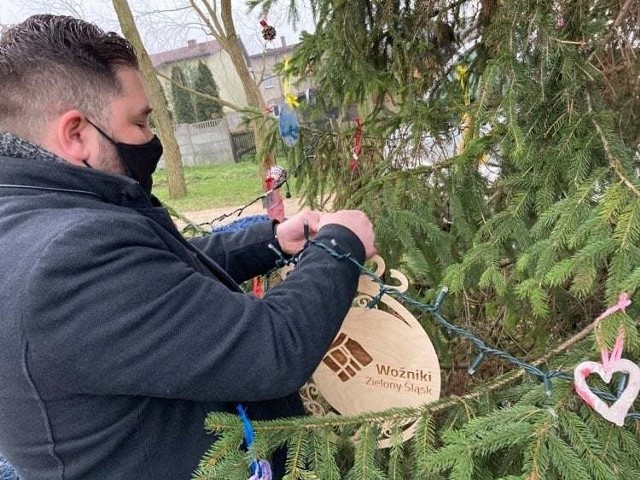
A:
272;220;281;250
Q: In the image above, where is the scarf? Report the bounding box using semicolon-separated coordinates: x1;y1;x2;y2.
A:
0;132;64;164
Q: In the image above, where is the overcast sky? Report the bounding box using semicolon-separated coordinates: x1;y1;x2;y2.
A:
0;0;315;54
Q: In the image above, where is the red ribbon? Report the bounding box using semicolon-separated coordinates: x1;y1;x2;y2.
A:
252;277;264;298
350;117;363;172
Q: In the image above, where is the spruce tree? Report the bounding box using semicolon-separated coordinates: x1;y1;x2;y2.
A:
251;0;640;349
193;60;223;122
170;65;195;124
194;1;640;478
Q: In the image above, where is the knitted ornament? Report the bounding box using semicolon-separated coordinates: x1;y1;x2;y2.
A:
263;165;287;222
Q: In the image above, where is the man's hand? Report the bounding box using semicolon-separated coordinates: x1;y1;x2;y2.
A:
275;210;377;259
275;210;322;255
318;210;377;259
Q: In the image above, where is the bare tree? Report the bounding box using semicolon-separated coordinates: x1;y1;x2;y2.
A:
188;0;269;158
112;0;187;198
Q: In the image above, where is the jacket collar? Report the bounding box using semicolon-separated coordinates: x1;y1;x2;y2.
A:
0;153;152;209
0;138;244;293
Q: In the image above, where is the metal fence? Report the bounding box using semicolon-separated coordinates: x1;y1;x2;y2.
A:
230;130;256;161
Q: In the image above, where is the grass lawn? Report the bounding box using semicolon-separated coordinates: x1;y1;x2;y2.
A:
152;162;265;212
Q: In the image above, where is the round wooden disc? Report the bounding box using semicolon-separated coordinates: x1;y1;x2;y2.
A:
313;306;441;421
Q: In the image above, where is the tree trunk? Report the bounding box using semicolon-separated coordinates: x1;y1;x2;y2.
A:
188;0;282;219
112;0;187;199
190;0;269;164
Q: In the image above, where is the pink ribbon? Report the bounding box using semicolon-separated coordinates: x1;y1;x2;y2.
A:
596;293;631;374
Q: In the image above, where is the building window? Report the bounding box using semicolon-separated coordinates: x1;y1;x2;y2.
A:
263;75;275;90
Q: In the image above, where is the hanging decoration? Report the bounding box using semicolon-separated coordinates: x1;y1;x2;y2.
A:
259;17;276;41
203;221;640;476
278;58;300;147
574;293;640;426
278;104;300;147
455;64;491;168
298;255;441;447
272;240;640;439
252;276;264;298
349;117;363;172
237;404;272;480
574;357;640;427
282;59;300;110
262;164;288;222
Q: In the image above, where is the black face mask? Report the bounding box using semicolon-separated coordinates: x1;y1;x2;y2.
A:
87;119;163;194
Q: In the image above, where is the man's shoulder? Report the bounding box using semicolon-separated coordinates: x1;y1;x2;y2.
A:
40;207;166;253
0;199;169;271
3;197;147;232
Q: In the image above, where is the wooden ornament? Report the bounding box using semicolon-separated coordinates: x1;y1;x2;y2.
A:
574;359;640;426
301;256;441;447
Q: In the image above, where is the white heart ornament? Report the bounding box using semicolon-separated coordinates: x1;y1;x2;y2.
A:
573;359;640;426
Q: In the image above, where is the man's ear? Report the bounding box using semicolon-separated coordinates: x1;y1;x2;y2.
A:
52;110;96;166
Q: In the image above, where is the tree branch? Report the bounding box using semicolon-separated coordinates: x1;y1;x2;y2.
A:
206;302;608;436
135;6;192;17
189;0;223;44
156;71;241;111
588;0;635;62
586;93;640;200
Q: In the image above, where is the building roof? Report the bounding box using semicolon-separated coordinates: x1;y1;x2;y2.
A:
149;39;223;68
249;37;299;60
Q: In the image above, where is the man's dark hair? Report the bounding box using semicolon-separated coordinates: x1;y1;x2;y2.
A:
0;14;138;140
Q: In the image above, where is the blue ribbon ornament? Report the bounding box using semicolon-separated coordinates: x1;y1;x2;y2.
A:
278;104;300;147
236;404;272;480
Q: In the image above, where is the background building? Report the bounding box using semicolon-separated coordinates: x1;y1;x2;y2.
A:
248;37;313;117
150;38;249;129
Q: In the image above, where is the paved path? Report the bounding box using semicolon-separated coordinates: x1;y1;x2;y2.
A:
178;197;305;230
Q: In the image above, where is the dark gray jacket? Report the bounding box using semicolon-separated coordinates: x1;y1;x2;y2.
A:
0;154;364;479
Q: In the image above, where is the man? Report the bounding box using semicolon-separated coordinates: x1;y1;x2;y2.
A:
0;14;376;480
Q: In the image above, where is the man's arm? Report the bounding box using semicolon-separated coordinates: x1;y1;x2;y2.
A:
24;216;366;403
188;220;282;284
187;210;374;284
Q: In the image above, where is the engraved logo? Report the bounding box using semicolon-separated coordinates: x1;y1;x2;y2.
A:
322;333;373;382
